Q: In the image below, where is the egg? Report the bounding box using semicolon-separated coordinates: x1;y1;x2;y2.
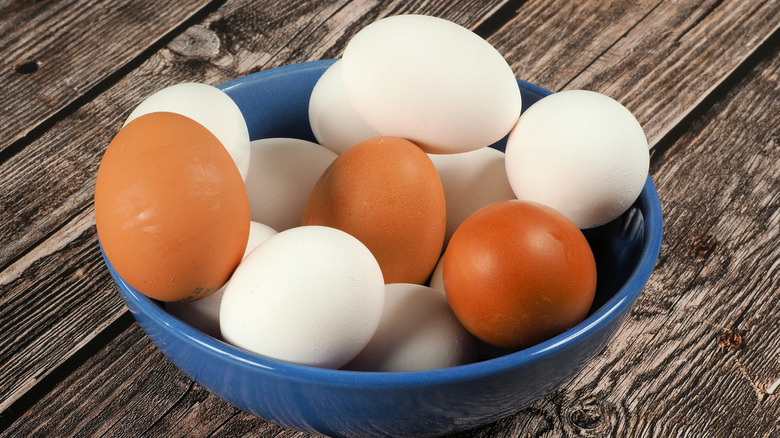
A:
95;112;250;302
442;200;597;350
504;89;650;229
340;14;521;154
308;59;381;154
164;221;277;338
124;82;251;180
245;138;338;231
302;136;446;284
428;147;516;247
343;283;476;372
220;226;385;369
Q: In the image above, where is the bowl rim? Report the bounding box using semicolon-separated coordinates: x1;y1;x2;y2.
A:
109;60;664;388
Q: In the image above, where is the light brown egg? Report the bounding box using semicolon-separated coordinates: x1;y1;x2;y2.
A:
95;112;250;302
302;136;446;284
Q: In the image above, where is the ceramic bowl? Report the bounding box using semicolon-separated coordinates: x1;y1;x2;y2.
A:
102;59;663;438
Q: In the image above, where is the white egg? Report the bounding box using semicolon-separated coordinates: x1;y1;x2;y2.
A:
124;82;251;180
245;138;338;231
309;60;381;154
429;147;516;246
165;221;277;339
340;14;521;154
343;283;476;372
220;226;385;369
504;90;650;229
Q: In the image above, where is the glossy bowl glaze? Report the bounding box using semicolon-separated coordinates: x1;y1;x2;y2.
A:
102;59;663;438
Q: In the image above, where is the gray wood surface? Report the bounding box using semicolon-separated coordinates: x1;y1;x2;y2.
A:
1;0;778;436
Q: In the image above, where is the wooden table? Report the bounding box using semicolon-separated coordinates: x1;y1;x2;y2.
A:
1;0;778;436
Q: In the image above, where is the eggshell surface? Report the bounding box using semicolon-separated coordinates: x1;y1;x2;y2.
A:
245;138;338;231
95;112;250;302
343;283;476;372
442;200;597;350
124;82;251;180
504;89;649;229
302;136;446;284
429;147;516;246
219;226;385;369
340;14;521;154
308;60;380;154
165;221;277;338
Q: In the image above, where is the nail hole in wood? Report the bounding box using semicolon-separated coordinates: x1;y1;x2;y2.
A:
14;59;39;74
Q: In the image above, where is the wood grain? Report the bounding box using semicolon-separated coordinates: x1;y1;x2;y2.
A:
0;0;217;154
0;209;125;413
1;0;779;436
489;0;780;146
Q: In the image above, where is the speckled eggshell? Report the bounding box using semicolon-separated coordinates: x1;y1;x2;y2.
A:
301;136;446;284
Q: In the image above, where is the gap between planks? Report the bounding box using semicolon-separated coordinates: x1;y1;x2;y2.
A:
650;26;780;161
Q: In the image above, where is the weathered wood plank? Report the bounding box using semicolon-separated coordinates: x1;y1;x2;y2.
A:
0;0;216;154
0;208;126;413
0;321;316;437
2;0;779;435
0;0;512;421
489;0;780;147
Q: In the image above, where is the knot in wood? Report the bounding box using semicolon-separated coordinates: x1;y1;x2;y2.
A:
570;405;603;430
167;25;220;59
717;328;743;351
691;234;718;259
13;59;39;74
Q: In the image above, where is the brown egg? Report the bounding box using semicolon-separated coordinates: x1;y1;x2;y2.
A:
442;200;597;350
302;136;446;284
95;112;250;302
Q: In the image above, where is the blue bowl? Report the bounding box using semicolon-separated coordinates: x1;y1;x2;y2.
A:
102;59;663;438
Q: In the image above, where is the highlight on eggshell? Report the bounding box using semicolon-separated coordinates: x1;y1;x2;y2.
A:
95;111;251;303
308;59;381;154
219;226;386;369
340;14;522;154
504;89;650;229
301;136;447;285
165;221;277;339
245;138;338;232
123;82;251;180
342;283;477;372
